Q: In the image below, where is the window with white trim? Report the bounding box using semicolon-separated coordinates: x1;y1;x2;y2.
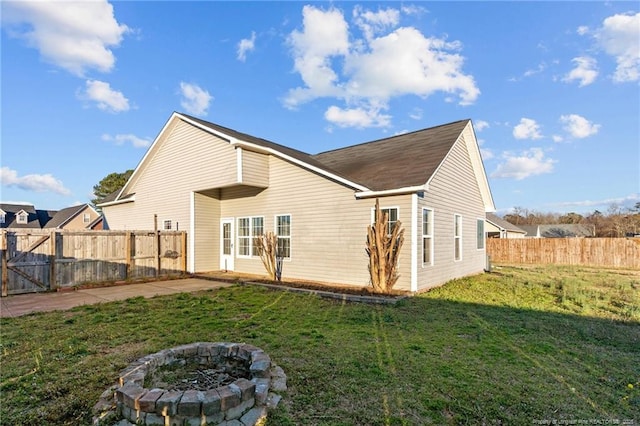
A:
163;220;172;230
83;213;91;223
237;216;263;257
275;215;291;259
422;208;433;265
454;214;462;261
373;207;399;235
0;213;5;224
17;211;28;224
476;219;485;250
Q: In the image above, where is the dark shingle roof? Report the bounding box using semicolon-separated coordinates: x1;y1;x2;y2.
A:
0;203;47;228
312;120;469;191
44;204;88;229
182;113;470;192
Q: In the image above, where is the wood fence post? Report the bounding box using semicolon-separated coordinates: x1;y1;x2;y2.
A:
1;231;7;297
156;230;161;278
49;231;57;291
125;232;132;280
181;231;187;274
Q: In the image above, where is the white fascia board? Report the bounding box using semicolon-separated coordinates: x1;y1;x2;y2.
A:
97;196;135;208
355;185;426;199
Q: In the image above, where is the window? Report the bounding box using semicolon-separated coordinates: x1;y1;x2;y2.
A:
17;211;28;224
454;214;462;261
0;213;5;224
373;207;399;235
163;220;172;230
83;213;91;223
422;208;433;265
237;216;263;257
275;215;291;259
476;219;485;250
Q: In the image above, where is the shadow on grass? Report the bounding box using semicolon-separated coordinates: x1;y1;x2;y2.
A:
0;285;638;425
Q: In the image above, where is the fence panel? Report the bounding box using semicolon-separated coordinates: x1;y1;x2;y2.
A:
487;237;640;269
1;230;187;296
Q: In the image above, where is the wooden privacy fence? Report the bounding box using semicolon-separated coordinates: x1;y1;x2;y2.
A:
1;230;187;296
487;237;640;269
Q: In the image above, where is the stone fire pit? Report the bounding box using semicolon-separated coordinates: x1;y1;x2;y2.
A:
93;342;286;426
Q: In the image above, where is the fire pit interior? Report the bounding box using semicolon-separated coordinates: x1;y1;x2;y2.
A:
93;342;286;426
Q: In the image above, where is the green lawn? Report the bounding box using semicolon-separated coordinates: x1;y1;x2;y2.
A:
1;265;638;425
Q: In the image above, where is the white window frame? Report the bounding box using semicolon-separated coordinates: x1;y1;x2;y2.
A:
83;213;91;223
476;218;485;250
371;206;400;235
422;208;434;266
275;214;292;260
163;220;172;230
16;211;28;224
0;213;5;224
237;216;264;258
454;214;462;261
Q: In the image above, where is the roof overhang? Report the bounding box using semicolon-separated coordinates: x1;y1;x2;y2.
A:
97;196;135;208
355;185;426;199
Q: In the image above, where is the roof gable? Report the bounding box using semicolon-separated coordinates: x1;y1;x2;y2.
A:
44;204;96;229
105;112;495;209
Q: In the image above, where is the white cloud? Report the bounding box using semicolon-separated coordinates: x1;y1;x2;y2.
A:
324;105;391;128
550;193;640;209
480;148;494;160
491;148;555;180
577;26;590;36
102;133;151;148
513;118;543;140
552;135;564;143
563;56;598;86
81;79;130;113
475;120;490;132
594;12;640;82
237;31;256;62
409;108;423;120
353;5;400;41
179;82;213;116
0;167;71;195
559;114;601;139
284;5;479;128
2;0;129;76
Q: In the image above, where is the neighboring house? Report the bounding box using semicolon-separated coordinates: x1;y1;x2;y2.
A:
0;203;54;229
485;213;526;238
44;203;101;230
521;224;595;238
100;112;495;292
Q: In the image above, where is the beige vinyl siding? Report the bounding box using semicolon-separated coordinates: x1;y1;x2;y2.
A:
60;207;100;230
241;150;269;188
193;191;220;272
417;129;487;291
220;156;413;290
103;119;238;232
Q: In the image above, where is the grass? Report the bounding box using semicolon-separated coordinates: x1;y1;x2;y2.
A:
1;264;638;425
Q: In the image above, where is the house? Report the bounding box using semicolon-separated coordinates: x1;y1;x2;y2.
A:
485;213;526;238
43;203;101;230
520;224;595;238
0;203;54;229
100;112;495;292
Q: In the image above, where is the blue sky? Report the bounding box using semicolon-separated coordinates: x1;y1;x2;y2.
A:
1;1;639;215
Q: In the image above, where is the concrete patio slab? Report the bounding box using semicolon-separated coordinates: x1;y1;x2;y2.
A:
0;278;234;318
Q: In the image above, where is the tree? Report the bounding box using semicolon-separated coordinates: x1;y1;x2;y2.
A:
559;212;584;224
92;169;134;207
